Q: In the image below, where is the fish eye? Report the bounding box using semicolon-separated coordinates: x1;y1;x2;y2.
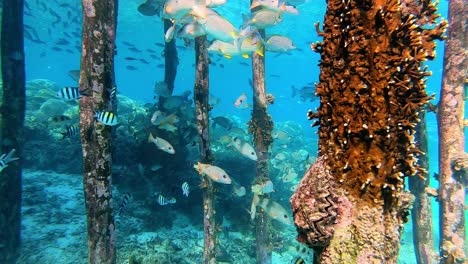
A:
222;174;227;178
283;214;288;219
251;152;255;155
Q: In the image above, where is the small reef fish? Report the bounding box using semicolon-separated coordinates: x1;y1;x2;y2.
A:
246;10;283;29
154;81;172;97
234;92;250;109
193;11;239;43
56;86;80;100
251;180;274;195
95;111;119;126
182;182;190;197
250;0;298;14
251;194;292;225
117;192;132;216
49;115;71;123
193;162;232;184
151;111;179;132
148;133;175;154
150;164;163;172
291;85;317;102
137;0;163;16
207;37;263;59
233;184;246;197
68;70;80;81
231;137;257;161
0;149;19;173
61;124;80;139
157;194;176;205
212;116;233;130
265;35;296;52
177;22;206;39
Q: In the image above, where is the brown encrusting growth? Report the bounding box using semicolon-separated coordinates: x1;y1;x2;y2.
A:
248;29;273;264
0;0;26;263
79;0;117;263
193;36;216;264
292;0;446;262
437;0;467;261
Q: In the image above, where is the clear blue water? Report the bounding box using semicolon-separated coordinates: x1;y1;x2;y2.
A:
16;0;468;263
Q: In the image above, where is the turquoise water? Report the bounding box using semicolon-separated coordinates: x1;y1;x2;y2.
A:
14;0;468;263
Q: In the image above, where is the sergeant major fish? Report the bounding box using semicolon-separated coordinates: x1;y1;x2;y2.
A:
182;182;190;197
95;111;119;126
61;124;80;139
117;192;132;216
56;86;80;100
157;194;176;205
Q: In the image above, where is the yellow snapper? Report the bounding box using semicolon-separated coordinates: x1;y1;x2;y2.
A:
231;137;258;161
195;12;239;43
257;197;292;225
265;35;296;52
248;9;283;29
148;133;175;154
208;37;263;59
194;162;232;184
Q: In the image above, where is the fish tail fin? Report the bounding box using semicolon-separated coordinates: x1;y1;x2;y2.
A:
255;48;264;57
291;85;297;97
4;149;19;163
148;132;155;143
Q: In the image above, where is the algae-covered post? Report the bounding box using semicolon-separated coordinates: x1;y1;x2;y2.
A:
248;28;273;264
79;0;117;263
0;0;25;263
438;0;467;261
290;0;446;262
409;110;436;264
193;35;216;264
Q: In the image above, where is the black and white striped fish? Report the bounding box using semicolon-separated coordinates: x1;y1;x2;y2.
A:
94;111;118;126
61;125;80;139
0;149;19;173
56;86;80;100
117;192;132;216
157;194;176;206
181;182;190;197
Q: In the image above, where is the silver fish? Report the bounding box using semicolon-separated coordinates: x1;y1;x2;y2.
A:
182;182;190;197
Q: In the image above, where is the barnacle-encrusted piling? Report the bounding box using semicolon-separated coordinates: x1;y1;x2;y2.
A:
291;0;446;262
409;110;436;264
248;29;273;264
79;0;117;263
193;35;216;264
0;0;25;263
438;0;467;261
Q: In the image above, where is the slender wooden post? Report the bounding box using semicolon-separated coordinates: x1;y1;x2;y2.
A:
249;29;273;264
438;0;467;261
79;0;117;263
194;35;216;264
0;0;25;263
409;111;436;264
164;19;178;94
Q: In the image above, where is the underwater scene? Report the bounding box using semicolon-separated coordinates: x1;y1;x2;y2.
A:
0;0;466;263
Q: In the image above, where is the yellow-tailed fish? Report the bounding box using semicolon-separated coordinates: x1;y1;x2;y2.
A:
148;133;175;154
195;12;239;43
208;37;263;58
193;162;232;184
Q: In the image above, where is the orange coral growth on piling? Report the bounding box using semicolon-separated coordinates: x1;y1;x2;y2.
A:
308;0;446;204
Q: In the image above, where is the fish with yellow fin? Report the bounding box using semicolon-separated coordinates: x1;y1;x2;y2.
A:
250;194;292;225
194;162;232;184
